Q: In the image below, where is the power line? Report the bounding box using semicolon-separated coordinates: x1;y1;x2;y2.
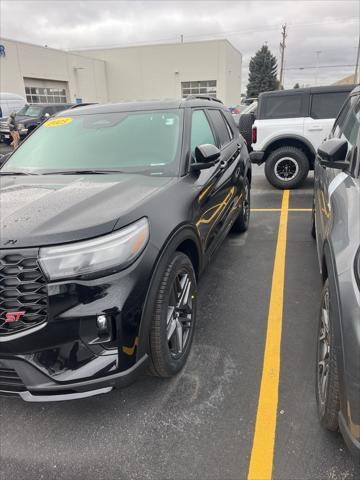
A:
72;19;358;51
284;63;356;70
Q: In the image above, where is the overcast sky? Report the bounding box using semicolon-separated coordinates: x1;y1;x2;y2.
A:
1;0;359;93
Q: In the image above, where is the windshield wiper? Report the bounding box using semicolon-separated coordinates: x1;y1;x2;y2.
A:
40;169;128;175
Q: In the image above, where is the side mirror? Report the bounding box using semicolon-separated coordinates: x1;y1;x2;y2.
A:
190;144;221;171
317;138;349;170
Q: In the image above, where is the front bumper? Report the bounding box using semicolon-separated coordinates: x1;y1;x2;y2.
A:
0;243;159;401
249;151;264;164
0;354;148;401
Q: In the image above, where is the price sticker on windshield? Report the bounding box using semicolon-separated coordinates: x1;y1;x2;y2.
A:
44;117;73;128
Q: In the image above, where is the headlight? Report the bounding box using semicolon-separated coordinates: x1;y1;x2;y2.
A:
39;217;149;280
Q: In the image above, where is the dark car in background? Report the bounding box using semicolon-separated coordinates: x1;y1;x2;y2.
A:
0;103;72;143
312;86;360;460
0;96;251;401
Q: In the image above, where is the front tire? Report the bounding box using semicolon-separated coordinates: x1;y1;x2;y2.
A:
149;252;197;377
265;146;309;189
316;279;340;431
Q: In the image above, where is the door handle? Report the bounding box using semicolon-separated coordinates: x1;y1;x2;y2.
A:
219;159;228;169
308;126;323;131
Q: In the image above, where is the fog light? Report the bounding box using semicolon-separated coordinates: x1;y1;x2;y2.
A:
97;314;109;334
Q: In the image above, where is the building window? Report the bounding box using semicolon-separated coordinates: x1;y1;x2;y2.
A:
182;80;217;98
25;86;67;104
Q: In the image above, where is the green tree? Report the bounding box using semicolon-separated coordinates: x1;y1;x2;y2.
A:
293;82;300;88
246;45;278;97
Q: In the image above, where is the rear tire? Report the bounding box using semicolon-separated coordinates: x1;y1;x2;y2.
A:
148;252;197;378
265;146;309;189
232;177;250;233
316;279;340;431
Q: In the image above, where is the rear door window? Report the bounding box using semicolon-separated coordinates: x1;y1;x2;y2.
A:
190;110;216;153
261;94;304;119
207;109;231;147
310;91;349;119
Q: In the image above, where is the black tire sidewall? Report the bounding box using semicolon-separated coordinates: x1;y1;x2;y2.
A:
150;252;197;377
315;279;340;431
232;177;250;233
265;147;309;189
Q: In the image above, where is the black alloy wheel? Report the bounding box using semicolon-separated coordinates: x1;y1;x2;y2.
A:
149;252;197;377
232;177;250;233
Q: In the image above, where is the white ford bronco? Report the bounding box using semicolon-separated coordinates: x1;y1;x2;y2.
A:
250;85;354;188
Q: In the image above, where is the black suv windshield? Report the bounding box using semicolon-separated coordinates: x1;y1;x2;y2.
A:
2;110;183;176
16;105;42;117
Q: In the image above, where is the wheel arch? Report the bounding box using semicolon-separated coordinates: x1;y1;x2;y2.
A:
263;135;316;168
136;225;202;360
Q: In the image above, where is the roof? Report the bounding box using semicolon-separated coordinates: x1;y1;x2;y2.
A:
259;84;356;98
60;97;227;116
0;92;26;101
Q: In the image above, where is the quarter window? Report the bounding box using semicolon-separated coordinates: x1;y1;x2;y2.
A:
190;110;216;153
261;94;303;119
310;92;349;119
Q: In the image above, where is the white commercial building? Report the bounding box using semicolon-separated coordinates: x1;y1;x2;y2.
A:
0;37;242;106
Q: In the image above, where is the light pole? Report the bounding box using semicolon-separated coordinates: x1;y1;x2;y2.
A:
315;51;322;86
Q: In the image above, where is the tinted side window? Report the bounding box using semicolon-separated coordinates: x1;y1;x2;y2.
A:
342;98;360;148
0;106;2;117
261;94;304;119
207;109;231;147
190;110;216;153
331;98;351;138
310;92;349;119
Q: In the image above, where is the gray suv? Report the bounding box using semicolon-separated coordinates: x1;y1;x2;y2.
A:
312;85;360;460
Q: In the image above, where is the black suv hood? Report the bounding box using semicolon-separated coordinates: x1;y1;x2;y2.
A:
0;174;174;248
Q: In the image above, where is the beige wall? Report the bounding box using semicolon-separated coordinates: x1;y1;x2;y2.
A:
0;38;242;106
76;39;242;105
0;38;108;103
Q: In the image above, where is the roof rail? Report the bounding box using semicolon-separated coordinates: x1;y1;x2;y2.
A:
184;95;223;104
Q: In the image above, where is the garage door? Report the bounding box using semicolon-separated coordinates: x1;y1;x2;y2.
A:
24;78;69;104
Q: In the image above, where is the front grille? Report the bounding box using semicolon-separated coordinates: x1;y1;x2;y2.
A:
0;250;48;335
0;366;26;394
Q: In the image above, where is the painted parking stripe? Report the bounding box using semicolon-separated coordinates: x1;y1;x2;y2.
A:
247;190;290;480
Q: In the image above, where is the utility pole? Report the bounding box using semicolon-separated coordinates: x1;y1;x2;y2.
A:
315;50;322;85
279;24;287;89
354;34;360;84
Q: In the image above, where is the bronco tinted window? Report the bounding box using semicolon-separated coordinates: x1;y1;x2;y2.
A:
261;94;304;119
310;91;349;119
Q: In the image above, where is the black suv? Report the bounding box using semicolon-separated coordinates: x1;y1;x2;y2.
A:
0;97;251;401
0;103;72;143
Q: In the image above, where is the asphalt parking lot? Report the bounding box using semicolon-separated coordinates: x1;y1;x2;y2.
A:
0;151;359;480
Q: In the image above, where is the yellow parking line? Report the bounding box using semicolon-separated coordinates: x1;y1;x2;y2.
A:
247;190;289;480
251;208;311;212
